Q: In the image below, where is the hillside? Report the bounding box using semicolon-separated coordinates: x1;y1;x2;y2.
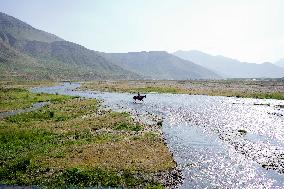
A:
102;51;220;80
174;50;284;78
0;12;140;81
0;40;48;80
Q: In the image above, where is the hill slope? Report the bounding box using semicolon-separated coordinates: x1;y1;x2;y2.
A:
174;50;284;78
102;51;220;80
0;12;139;81
0;40;47;80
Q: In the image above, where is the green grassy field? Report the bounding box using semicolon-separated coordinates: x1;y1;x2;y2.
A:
0;88;176;188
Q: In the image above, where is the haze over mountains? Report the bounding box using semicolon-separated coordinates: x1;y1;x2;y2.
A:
174;50;284;78
102;51;219;80
0;12;283;81
0;12;221;81
275;59;284;69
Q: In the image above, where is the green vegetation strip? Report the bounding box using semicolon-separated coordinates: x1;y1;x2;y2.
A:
80;80;284;100
0;87;70;112
0;89;175;188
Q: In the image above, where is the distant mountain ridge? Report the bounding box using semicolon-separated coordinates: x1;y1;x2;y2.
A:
174;50;284;78
101;51;220;80
2;12;281;81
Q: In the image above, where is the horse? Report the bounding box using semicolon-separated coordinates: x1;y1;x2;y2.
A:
133;95;146;102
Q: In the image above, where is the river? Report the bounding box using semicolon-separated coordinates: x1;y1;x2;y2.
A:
31;83;284;188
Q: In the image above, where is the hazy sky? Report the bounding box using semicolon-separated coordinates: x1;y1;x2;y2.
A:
0;0;283;63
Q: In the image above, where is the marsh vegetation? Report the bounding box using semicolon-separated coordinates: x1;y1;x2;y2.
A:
0;87;177;188
0;87;68;112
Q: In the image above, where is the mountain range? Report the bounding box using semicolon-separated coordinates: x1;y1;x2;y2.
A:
173;50;284;78
0;12;142;80
0;12;283;81
0;12;219;81
101;51;219;80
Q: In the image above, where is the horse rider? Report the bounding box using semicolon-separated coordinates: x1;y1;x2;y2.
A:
133;92;146;102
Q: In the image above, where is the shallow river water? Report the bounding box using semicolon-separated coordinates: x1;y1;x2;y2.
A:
31;83;284;189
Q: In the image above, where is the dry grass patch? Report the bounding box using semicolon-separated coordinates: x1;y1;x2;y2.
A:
39;137;175;172
80;80;188;94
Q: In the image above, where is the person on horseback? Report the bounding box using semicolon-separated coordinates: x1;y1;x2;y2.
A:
133;92;146;102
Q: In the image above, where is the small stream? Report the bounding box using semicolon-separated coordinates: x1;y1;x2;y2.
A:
0;102;49;119
31;83;284;188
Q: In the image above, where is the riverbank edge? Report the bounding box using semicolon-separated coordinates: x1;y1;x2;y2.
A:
80;92;184;188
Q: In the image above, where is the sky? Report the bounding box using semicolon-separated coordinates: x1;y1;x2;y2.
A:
0;0;283;63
